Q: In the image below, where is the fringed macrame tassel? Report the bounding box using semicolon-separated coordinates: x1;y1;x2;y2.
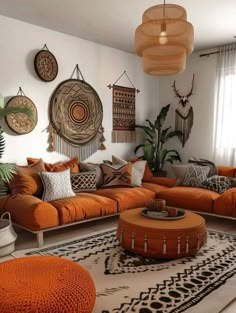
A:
197;234;200;250
163;237;166;255
99;126;106;150
131;233;135;249
144;235;148;253
119;231;123;244
185;236;189;253
177;236;181;255
47;123;55;152
204;231;208;244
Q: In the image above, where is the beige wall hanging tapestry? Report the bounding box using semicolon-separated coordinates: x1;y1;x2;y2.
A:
48;64;105;160
108;71;139;143
5;87;38;134
34;44;58;82
172;74;195;147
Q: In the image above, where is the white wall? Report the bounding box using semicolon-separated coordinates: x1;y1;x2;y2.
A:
0;15;160;165
159;48;218;174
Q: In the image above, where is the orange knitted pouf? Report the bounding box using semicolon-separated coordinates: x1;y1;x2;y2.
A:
0;256;96;313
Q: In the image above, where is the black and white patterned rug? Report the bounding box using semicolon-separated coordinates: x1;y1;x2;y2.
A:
13;228;236;313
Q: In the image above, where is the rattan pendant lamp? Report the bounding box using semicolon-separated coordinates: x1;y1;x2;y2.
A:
135;1;194;75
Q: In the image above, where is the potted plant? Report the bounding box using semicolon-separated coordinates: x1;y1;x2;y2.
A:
134;104;182;176
0;94;34;195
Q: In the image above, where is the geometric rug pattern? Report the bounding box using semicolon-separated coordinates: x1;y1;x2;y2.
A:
13;229;236;313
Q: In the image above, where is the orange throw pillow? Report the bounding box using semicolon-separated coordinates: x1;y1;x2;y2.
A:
9;159;45;197
27;157;79;173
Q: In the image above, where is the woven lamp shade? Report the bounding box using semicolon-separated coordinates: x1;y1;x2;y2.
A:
135;3;194;75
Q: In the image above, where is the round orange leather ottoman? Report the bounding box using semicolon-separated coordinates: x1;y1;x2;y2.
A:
117;208;207;258
0;256;96;313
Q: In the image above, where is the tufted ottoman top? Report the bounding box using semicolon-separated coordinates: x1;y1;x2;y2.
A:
0;256;96;313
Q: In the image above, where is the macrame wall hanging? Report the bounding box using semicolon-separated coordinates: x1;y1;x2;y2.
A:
108;71;140;143
48;64;106;160
172;74;195;147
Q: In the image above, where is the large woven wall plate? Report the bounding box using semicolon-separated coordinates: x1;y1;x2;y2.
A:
34;50;58;82
50;79;103;145
5;96;38;134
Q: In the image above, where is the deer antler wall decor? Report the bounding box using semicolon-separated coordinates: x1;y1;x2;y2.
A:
172;74;195;147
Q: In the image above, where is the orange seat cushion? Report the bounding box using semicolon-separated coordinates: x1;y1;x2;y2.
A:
142;182;169;193
27;157;79;173
117;208;206;258
0;194;59;231
50;193;118;225
214;187;236;218
157;186;220;213
0;256;96;313
95;187;155;212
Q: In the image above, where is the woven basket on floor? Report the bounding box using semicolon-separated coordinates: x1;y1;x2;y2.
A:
0;212;17;257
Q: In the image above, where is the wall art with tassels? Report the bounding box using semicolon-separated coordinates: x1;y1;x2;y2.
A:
47;64;106;160
108;71;140;143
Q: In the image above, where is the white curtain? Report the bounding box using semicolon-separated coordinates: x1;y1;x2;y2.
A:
213;43;236;165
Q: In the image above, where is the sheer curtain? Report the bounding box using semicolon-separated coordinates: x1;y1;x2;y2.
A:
213;43;236;165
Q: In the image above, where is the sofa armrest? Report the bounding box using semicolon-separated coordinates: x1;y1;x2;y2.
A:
147;177;177;187
0;194;59;231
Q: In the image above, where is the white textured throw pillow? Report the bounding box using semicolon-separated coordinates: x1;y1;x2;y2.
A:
112;155;146;186
40;169;75;201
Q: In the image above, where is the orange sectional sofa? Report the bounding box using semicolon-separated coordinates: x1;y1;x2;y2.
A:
0;164;235;247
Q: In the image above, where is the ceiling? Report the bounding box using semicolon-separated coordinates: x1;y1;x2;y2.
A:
0;0;235;54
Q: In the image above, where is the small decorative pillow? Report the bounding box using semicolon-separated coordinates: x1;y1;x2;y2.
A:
9;159;46;197
27;157;79;173
71;171;96;193
100;163;132;188
112;155;146;186
182;164;210;187
79;162;103;187
40;169;75;202
200;175;236;194
171;164;190;185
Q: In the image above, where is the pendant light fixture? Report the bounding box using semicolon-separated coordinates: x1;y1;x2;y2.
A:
135;1;194;75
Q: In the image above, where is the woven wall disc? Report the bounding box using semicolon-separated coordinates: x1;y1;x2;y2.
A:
5;96;38;134
50;79;103;145
34;50;58;82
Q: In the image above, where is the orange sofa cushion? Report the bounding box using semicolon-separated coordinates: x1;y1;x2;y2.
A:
214;187;236;218
147;176;177;187
157;186;220;213
141;182;169;193
0;194;59;231
27;157;79;173
217;166;236;177
9;159;45;197
50;193;117;225
95;187;155;212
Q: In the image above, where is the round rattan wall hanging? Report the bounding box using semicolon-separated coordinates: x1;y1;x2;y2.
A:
50;78;103;146
5;93;38;135
34;45;58;82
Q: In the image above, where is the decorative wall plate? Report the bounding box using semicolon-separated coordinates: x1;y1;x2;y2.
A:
5;96;38;134
50;79;103;145
34;49;58;82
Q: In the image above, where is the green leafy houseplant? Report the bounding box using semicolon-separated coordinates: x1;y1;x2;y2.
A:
0;95;34;195
134;104;182;176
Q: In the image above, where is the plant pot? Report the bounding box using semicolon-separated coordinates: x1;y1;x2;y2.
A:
153;170;167;177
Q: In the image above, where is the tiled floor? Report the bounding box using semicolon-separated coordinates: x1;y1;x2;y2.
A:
0;214;235;312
